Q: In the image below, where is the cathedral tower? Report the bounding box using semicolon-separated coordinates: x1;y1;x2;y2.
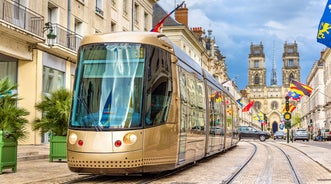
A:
248;42;266;87
282;41;300;87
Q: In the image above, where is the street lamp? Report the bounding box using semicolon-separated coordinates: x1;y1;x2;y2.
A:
43;22;57;46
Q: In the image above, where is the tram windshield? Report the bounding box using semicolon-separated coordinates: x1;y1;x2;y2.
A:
70;43;145;129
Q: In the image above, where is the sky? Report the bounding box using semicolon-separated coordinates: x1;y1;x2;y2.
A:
157;0;327;90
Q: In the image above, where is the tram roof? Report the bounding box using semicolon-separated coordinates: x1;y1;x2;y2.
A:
79;32;174;54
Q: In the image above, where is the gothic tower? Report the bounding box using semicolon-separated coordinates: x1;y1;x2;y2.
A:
282;41;300;87
270;42;278;86
248;42;266;87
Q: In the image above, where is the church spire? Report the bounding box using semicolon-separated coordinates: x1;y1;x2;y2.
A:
271;41;278;86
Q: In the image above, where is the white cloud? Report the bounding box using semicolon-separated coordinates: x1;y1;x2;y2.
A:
157;0;326;89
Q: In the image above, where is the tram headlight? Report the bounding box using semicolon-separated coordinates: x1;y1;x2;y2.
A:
123;133;137;145
68;133;78;145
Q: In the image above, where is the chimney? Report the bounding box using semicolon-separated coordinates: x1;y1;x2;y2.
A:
175;3;188;27
190;27;204;38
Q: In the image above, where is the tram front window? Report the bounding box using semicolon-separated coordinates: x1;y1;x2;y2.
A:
70;43;145;129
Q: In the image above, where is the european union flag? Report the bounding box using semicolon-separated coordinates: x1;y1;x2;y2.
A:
317;0;331;48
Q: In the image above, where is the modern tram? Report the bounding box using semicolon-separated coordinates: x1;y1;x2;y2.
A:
67;32;240;175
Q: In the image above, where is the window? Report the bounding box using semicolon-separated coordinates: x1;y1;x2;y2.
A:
254;101;261;110
144;12;149;31
254;74;259;84
96;0;104;16
145;46;172;126
111;21;116;32
0;55;17;83
254;50;260;54
254;60;259;68
271;101;278;110
134;3;139;25
48;3;58;23
288;59;294;67
74;19;82;35
123;0;128;16
289;73;294;84
43;66;64;94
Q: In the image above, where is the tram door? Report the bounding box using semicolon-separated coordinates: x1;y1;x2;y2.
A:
207;87;224;153
177;68;187;163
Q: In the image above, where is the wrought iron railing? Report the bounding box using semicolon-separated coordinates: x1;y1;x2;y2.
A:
0;0;44;37
50;23;82;51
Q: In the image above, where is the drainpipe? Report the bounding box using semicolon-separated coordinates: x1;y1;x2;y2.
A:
67;0;71;48
131;0;134;31
67;0;71;30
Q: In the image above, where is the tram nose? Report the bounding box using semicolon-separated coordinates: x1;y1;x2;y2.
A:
67;131;142;152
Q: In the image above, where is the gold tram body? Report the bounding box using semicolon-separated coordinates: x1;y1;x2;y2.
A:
67;32;239;175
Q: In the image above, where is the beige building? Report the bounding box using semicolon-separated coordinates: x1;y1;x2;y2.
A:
323;49;331;130
0;0;157;144
301;48;331;134
245;41;301;133
302;52;325;132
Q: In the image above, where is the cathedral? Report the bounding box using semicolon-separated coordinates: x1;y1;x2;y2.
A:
245;41;301;133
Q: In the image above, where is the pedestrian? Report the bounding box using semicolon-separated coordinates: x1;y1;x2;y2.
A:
317;129;322;141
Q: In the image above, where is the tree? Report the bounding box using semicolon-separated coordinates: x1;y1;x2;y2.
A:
0;77;29;140
33;88;72;136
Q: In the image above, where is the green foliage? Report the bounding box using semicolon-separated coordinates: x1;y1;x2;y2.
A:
291;113;302;128
0;77;30;141
33;88;72;136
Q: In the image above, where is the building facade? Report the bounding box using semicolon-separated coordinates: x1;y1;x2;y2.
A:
245;42;301;133
323;49;331;130
301;53;325;134
0;0;157;144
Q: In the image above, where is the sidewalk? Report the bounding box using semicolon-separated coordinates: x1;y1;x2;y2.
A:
17;144;50;161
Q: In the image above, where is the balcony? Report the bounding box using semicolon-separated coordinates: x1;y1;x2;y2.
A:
47;23;82;52
0;0;44;41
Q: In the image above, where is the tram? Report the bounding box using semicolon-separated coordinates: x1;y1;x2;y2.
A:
67;32;240;175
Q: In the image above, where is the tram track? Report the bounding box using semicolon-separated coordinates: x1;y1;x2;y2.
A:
17;141;331;183
222;141;308;184
222;142;257;183
267;142;302;184
275;142;331;183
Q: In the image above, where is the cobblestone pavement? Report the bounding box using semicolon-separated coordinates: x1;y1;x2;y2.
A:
0;140;330;183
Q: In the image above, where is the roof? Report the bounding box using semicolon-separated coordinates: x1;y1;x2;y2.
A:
152;3;183;27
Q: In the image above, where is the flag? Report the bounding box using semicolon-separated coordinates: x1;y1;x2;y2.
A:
227;108;233;115
253;112;264;122
290;80;313;97
286;91;301;101
211;91;222;102
317;0;331;48
222;80;232;88
151;1;185;32
282;103;296;113
236;98;243;107
242;100;254;112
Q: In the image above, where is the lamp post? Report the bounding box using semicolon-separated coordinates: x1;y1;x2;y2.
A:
43;22;57;47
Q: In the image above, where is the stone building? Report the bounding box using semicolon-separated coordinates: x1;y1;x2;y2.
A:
245;41;301;133
301;52;325;134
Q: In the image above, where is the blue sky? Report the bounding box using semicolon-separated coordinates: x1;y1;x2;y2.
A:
157;0;327;90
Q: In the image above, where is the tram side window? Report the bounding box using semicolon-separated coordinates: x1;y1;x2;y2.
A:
145;46;172;126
